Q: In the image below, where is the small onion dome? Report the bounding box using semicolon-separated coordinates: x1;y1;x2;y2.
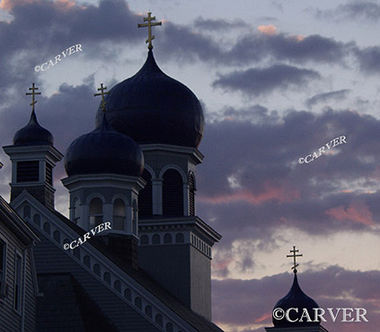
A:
65;115;144;177
272;273;320;328
95;49;204;148
13;110;53;146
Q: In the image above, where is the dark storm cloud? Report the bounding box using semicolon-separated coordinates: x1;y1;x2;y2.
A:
212;266;380;331
316;0;380;22
197;107;380;246
306;89;351;107
212;64;320;96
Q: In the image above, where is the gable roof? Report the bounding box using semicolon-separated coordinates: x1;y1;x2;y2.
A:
11;190;223;332
0;195;39;244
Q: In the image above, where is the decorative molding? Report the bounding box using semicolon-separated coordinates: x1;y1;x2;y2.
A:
11;191;196;332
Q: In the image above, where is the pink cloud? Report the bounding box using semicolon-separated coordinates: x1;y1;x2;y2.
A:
325;201;375;226
257;24;277;35
199;183;299;206
255;312;271;323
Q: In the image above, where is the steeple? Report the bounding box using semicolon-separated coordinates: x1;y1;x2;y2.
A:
3;83;63;209
265;247;328;332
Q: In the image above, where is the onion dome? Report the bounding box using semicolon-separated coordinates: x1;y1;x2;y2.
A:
13;110;53;146
95;49;204;148
65;115;144;177
272;273;320;328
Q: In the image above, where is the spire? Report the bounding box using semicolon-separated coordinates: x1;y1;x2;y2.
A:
137;11;162;49
286;245;303;274
26;83;41;112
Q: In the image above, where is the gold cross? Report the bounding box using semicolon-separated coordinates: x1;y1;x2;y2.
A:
26;83;41;112
94;83;109;112
0;162;3;169
138;11;162;49
286;245;303;273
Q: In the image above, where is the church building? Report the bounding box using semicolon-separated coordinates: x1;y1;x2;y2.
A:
2;12;223;332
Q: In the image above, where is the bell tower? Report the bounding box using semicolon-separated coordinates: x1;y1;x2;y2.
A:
3;83;63;209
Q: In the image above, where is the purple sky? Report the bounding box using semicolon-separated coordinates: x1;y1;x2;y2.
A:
1;0;380;331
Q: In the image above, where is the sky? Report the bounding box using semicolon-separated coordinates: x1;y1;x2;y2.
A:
0;0;380;331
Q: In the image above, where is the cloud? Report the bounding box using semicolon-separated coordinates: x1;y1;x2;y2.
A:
325;200;375;226
197;106;380;247
354;46;380;74
316;1;380;22
194;17;248;31
257;24;277;35
212;266;380;331
306;89;351;107
212;64;320;96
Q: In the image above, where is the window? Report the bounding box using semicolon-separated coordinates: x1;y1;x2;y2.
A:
152;234;160;245
163;169;183;216
176;233;184;243
89;198;103;228
140;235;149;245
113;199;125;231
73;199;80;224
132;200;138;235
164;233;172;244
188;172;196;216
45;163;53;185
0;240;6;297
17;161;39;182
14;253;22;312
139;169;153;217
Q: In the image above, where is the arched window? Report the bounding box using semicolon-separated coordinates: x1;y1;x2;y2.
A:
73;198;80;224
103;272;111;285
176;233;184;243
155;314;163;327
145;305;152;317
89;198;103;228
140;235;149;245
139;169;153;217
164;233;172;244
132;200;138;235
113;199;126;231
124;288;131;301
152;234;160;245
33;214;41;226
53;230;60;243
188;171;196;216
134;297;142;309
23;206;31;218
114;280;121;292
43;222;50;234
163;169;183;216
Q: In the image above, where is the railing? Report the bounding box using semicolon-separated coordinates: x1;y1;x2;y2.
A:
23;204;195;332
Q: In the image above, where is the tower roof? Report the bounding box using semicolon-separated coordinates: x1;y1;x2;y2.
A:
272;273;320;328
95;49;204;148
64;114;144;177
13;110;54;146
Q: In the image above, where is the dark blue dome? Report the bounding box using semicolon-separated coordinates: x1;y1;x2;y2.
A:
65;115;144;177
95;49;204;148
14;110;53;146
273;273;320;328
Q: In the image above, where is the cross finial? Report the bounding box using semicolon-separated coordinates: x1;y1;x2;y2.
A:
138;11;162;49
26;83;41;112
94;83;109;112
286;245;303;274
